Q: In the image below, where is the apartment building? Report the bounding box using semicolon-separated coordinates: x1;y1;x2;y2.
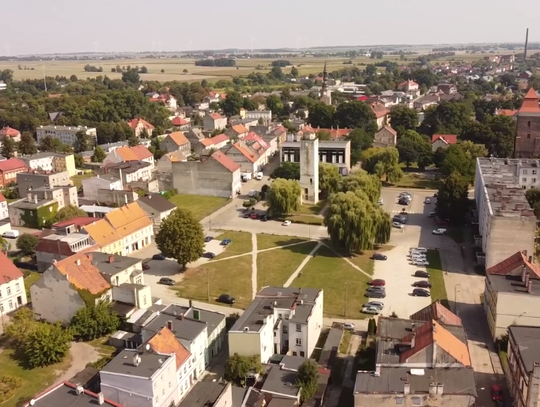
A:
0;158;28;187
0;253;27;333
104;145;155;169
36;125;97;145
20;152;77;176
82;174;123;201
228;286;324;363
16;170;71;197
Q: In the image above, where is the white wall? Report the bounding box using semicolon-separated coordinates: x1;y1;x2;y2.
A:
0;276;27;315
120;225;154;256
83;177;122;201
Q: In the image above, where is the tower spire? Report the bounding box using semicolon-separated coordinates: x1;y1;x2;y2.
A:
319;62;331;105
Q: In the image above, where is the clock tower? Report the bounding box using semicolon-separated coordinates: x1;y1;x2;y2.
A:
299;130;319;204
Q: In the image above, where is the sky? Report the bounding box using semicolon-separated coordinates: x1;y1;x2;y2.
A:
3;0;540;55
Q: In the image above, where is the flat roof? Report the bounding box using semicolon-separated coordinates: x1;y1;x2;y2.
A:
144;313;206;341
102;349;170;378
162;304;226;337
80;205;114;213
487;273;540;296
508;325;540;373
42;232;89;245
261;366;300;397
178;381;228;407
90;252;141;275
27;382;119;407
281;141;349;149
10;198;56;209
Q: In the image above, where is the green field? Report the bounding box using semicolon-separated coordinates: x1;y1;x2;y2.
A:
168;194;229;221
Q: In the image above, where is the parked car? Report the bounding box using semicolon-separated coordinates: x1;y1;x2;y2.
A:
412;288;430;297
217;294;235;304
204;236;213;242
152;254;166;260
366;286;385;292
365;290;386;298
393;221;404;229
344;322;356;330
371;253;387;260
364;301;384;310
398;198;410;206
2;230;19;239
414;270;430;278
361;306;381;315
428;211;437;218
158;277;175;286
377;198;384;206
282;220;291;226
243;212;251;218
412;260;430;266
220;239;232;246
491;385;503;402
251;213;259;220
255;172;264;180
203;252;216;259
393;215;406;224
413;280;432;288
368;279;386;286
433;228;447;235
411;255;427;262
142;263;150;270
410;247;428;253
260;215;268;222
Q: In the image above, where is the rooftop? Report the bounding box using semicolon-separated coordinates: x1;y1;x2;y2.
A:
162;304;226;337
508;325;540;373
53;217;98;228
0;253;24;284
261;365;300;398
487;273;540;296
51;253;111;295
105;160;152;174
102;349;170;378
138;193;176;213
89;252;142;275
38;125;95;131
147;327;191;370
178;382;229;407
24;382;122;407
409;300;462;326
10;197;56;210
144;313;207;341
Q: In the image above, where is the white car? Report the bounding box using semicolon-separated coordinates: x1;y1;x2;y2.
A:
344;322;355;330
392;222;404;229
255;172;264;180
424;198;431;204
361;306;381;315
433;228;447;235
378;198;384;206
410;247;428;253
282;220;291;226
412;260;430;266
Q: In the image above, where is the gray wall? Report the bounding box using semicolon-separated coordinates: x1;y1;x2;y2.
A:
172;160;233;198
17;171;71;196
128;179;159;193
487;216;536;268
97;189;139;206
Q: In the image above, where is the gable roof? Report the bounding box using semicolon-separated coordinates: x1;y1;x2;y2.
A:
0;158;28;172
519;88;540;114
230;142;258;163
496;109;518;117
171;117;189;126
105;202;152;238
53;217;98;228
378;125;397;136
113;146;139;162
0;253;24;285
486;250;540;278
210;151;240;173
138;194;176;213
208;113;223;120
130;145;153;160
0;126;21;137
409;300;462;326
0;192;5;203
370;102;390;118
431;134;458;145
200;134;229;148
166;131;190;146
127;118;155;130
53;253;110;295
83;219;121;248
147;327;191;370
231;124;248;134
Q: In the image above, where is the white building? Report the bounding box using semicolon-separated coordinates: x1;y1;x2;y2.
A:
0;192;9;220
243;110;272;125
474;158;537;268
82;174;123;201
36;125;97;145
299;131;319;203
228;286;323;363
0;253;27;332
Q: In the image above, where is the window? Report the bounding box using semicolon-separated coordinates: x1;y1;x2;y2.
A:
278;313;282;319
395;397;403;405
300;351;305;357
8;300;13;309
15;283;20;292
533;170;537;175
533;178;537;183
6;287;10;296
296;338;302;346
523;178;527;182
283;325;288;334
296;324;301;332
528;134;531;139
143;295;147;305
162;389;165;396
412;397;421;406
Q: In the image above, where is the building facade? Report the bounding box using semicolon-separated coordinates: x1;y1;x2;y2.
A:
20;153;77;176
36;125;97;145
507;326;540;407
0;253;27;332
514;88;540;158
0;158;28;188
298;132;320;203
282;139;351;176
16;170;71;197
82;174;123;202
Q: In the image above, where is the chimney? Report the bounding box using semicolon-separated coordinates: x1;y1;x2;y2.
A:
529;255;533;264
522;266;527;282
97;393;105;405
436;383;444;395
87;253;92;261
404;383;410;395
432;322;436;332
34;194;38;204
178;314;184;321
76;259;81;266
108;255;114;263
167;320;173;330
429;382;437;396
525;272;530;288
528;280;533;293
189;299;193;309
27;192;32;202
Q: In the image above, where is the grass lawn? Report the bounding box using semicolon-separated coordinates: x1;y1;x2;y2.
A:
447;228;465;244
294;200;327;216
0;348;72;407
168;194;230;221
213;231;252;259
339;330;352;354
346;246;394;276
257;233;309;250
70;172;93;187
87;337;117;357
291;245;371;319
426;250;449;308
174;255;253;309
23;271;41;299
384;172;442;190
257;242;318;289
281;214;324;226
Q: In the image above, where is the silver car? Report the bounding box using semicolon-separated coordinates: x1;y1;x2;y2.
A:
362;306;381;315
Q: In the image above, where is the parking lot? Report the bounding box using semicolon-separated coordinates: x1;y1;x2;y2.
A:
369;188;448;318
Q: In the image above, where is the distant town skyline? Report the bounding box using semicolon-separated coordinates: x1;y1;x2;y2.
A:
3;0;540;55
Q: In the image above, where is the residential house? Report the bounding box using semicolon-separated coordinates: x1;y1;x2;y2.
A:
31;252;112;323
221;141;265;174
228;286;324;363
431;134;458;151
150;94;177;111
22;382;122;407
409;300;463;326
243;110;272;125
16;170;71;197
398;80;420;93
0;158;28;188
104;161;153;185
178;382;233;407
36;125;97;145
171;151;241;198
0;126;21;142
260;357;302;403
500;54;516;64
80;205;116;219
157;151;189;173
21;185;79;209
83;219;123;255
20;152;77;176
244;131;276;157
104;146;155;170
483;251;540;339
437;83;458;94
203;113;227;132
413;95;440;111
519;71;533;80
507;325;540;407
136;193;176;227
0;253;27;332
373;125;397;148
82;174;123;201
203;91;225;104
160;132;191;155
127;118;154;138
226;124;249;139
281;138;352;175
184;127;205;150
0;192;8;220
8;195;58;228
370;102;390;129
200;133;230;152
97;188;139;207
171;116;191;128
495;109;518;117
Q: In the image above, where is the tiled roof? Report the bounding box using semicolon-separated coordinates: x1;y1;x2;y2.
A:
83;219;121;247
487;250;540;278
379;125;397;136
53;217;98;228
496;109;518;117
519;88;540;114
432;134;458;145
210;151;240;173
244;133;269;149
370;102;390;118
231;124;248;134
130;145;153;160
148;327;191;370
0;126;21;137
171;117;189;126
409;300;462;326
200;134;229;148
0;253;23;285
114;147;139;161
0;158;28;172
231;142;258;163
105;202;152;238
54;253;110;294
127;118;155;130
310;127;351;139
0;192;5;202
209;113;222;120
167;131;190;146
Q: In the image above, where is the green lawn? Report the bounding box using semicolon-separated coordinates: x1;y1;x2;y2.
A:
70;172;93;187
87;337;117;357
294;200;327;216
174;255;253;309
168;194;230;221
213;231;253;259
384;172;442;190
23;271;41;300
0;348;72;407
257;234;310;250
257;242;318;289
291;245;371;318
280;214;324;226
426;250;449;308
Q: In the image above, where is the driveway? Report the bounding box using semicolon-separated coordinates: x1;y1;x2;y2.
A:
53;342;100;385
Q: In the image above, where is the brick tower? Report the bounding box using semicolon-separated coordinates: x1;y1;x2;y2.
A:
514;88;540;158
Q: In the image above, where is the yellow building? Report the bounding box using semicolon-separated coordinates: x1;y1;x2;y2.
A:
84;219;122;255
53;153;77;176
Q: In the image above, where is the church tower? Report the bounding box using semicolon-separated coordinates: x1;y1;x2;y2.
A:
299;130;319;204
319;62;332;105
514;88;540;158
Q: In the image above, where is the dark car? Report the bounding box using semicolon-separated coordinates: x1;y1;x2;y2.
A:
152;254;166;260
398;199;410;206
368;279;386;286
491;385;503;401
414;270;430;278
251;213;259;219
204;236;213;242
366;286;385;292
203;252;216;259
413;280;432;288
220;239;232;246
142;263;150;270
217;294;236;304
243;212;251;218
365;290;386;298
158;277;175;286
370;253;388;260
412;288;430;297
260;215;268;222
393;215;406;224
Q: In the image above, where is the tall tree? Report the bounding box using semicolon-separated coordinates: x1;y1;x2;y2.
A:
360;147;403;182
55;205;87;223
296;360;319;403
24;322;73;368
127;133;140;147
441;142;487;183
525;189;540;218
39;135;64;153
155;208;204;269
70;301;120;341
389;105;419;134
91;146;106;162
396;130;433;169
221;91;244;117
437;171;470;222
420;101;474;136
266;179;301;215
347;128;374;164
18;132;38;155
265;95;284;117
340;170;381;204
270;162;300;180
74;131;93;153
1;136;15;158
121;70;140;84
319;163;341;198
224;353;263;387
307;102;335;128
16;233;40;256
334;101;378;134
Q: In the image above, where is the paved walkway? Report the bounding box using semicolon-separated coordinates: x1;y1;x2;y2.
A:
323;243;372;279
53;342;100;385
284;241;322;287
251;233;258;299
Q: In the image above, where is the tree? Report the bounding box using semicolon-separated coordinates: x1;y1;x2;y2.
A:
367;318;377;336
307;102;335;128
347;128;374;164
396;130;433;169
91;146;106;162
334;101;378;134
526;189;540;218
265;95;284;117
55;205;87;223
74;154;84;168
16;233;39;256
266;179;301;215
291;66;299;77
155;208;204;269
127;133;140;147
39;136;64;153
70;301;120;341
437;171;470;223
74;131;93;153
221;91;244;117
18;133;38;155
183;69;188;74
224;353;263;387
270;162;300;180
316;130;332;141
389;105;419;134
319;163;341;198
121;70;140;84
24;322;72;368
441;142;487;183
360;147;403;182
1;136;15;158
420;101;473;136
296;359;319;403
340;170;381;204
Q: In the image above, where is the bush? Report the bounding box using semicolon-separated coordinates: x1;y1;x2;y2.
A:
0;375;23;403
16;233;39;256
71;301;120;341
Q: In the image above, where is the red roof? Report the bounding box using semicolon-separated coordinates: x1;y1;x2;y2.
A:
519;88;540;114
487;250;540;279
171;117;189;126
200;133;229;148
231;124;248;134
0;192;5;203
314;128;351;139
130;145;153;160
431;134;458;145
0;126;20;137
210;151;240;173
0;158;28;173
148;327;191;370
127;118;155;130
370;102;390;118
232;142;258;163
496;109;517;117
209;113;223;120
167;131;190;146
244;132;269;149
53;217;98;228
0;253;24;284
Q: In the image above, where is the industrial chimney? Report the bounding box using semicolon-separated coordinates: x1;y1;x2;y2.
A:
524;28;529;61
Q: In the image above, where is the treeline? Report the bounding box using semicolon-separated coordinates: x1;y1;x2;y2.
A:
111;65;148;73
84;64;103;72
271;60;291;67
195;58;236;67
